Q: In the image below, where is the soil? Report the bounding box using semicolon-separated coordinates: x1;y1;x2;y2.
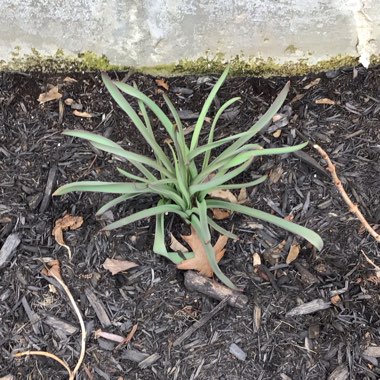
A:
0;66;380;380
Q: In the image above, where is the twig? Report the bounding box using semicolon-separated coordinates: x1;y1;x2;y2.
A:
173;296;229;347
313;144;380;242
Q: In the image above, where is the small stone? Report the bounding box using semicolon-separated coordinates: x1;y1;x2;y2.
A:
229;343;247;361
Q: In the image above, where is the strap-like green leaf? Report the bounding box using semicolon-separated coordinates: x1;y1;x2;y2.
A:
207;217;239;240
102;73;173;171
222;142;308;170
214;82;290;163
102;204;188;231
190;66;230;151
206;200;323;250
96;194;138;216
190;214;237;289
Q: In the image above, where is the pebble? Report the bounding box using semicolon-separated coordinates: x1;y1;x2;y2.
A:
229;343;247;361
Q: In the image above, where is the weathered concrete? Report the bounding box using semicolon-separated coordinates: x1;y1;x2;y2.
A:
0;0;379;73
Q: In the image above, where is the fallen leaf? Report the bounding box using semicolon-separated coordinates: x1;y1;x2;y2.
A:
272;114;283;122
237;188;248;204
37;86;62;104
290;93;306;103
253;252;261;267
272;129;282;138
330;294;342;305
211;208;232;220
103;258;138;275
315;98;335;105
155;79;169;91
73;110;93;118
269;165;284;184
64;98;75;105
170;233;189;253
303;78;321;90
177;227;228;277
209;189;237;203
52;214;83;259
286;243;300;264
63;76;78;83
41;259;63;282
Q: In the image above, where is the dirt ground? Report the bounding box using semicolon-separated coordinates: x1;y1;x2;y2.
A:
0;66;379;380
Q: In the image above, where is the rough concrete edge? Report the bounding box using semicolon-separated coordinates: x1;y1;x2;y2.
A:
1;48;380;77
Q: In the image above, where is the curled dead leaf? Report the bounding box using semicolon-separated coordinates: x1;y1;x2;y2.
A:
38;86;62;104
52;214;83;259
286;243;300;264
177;227;228;277
73;110;93;118
155;79;169;91
237;188;248;204
170;233;189;253
315;98;335;105
41;259;63;282
330;294;342;305
253;252;261;269
303;78;321;90
64;98;75;106
102;258;138;275
63;76;78;83
209;189;237;203
211;208;232;220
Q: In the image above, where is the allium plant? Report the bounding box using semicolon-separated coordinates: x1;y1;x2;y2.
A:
54;67;323;289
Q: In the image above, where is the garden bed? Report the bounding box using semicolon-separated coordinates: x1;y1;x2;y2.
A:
0;66;379;379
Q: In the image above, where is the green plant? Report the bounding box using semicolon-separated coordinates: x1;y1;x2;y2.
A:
54;67;323;289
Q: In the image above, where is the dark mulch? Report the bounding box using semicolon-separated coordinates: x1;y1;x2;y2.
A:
0;66;379;380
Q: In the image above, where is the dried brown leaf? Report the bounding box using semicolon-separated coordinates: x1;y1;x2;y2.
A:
315;98;335;105
170;234;189;253
73;110;93;118
272;129;282;138
286;243;300;264
63;76;78;83
41;259;63;282
155;79;169;91
269;165;284;184
52;214;83;259
303;78;321;90
330;294;342;305
102;258;138;275
211;208;232;220
209;189;237;203
290;93;306;103
237;188;248;204
64;98;74;105
253;252;261;267
37;86;62;104
177;227;228;277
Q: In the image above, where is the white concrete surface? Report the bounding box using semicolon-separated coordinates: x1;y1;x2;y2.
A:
0;0;379;70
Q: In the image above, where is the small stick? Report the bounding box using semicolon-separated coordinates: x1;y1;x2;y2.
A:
173;297;229;347
313;144;380;243
184;271;248;308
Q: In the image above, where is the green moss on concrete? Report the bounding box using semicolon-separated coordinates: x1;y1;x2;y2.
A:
138;54;361;77
285;45;298;54
2;47;379;77
1;48;128;72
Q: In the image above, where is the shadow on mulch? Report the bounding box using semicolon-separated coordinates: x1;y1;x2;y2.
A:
0;66;379;380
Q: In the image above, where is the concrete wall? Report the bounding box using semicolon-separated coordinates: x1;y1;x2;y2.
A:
0;0;379;72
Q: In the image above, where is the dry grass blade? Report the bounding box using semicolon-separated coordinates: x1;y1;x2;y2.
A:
313;144;380;243
16;259;87;380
